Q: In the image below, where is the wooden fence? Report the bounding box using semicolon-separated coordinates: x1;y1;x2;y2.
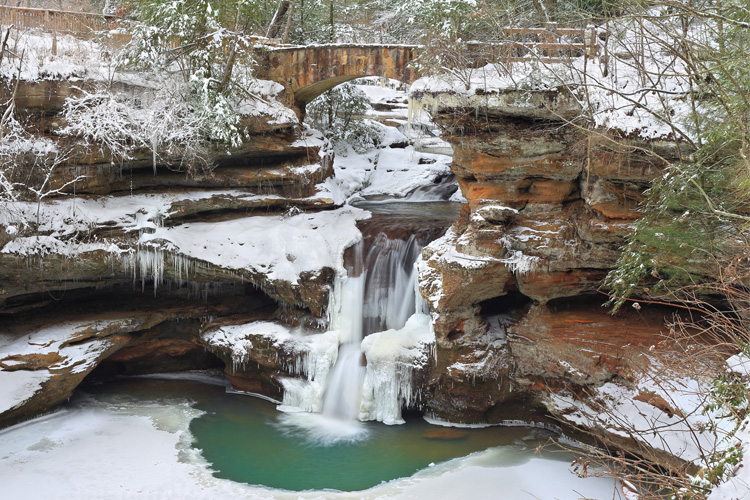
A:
466;25;599;65
0;5;290;52
0;6;598;65
0;5;118;36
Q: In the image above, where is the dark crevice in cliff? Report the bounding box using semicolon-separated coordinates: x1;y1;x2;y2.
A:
545;292;608;312
0;281;276;335
83;322;228;383
479;291;533;317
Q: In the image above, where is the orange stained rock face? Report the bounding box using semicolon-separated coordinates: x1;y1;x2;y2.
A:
508;303;681;389
458;178;579;210
589;200;643;219
516;270;609;303
453;146;581;181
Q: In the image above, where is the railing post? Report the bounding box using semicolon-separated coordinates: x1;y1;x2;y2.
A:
544;22;558;59
586;26;597;59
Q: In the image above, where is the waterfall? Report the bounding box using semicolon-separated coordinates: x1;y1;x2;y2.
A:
361;233;424;336
321;260;366;422
278;221;438;440
321;234;424;420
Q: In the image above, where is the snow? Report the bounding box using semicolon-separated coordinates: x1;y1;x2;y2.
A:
202;322;339;382
236;80;299;125
140;206;368;284
0;396;619;500
290;126;329;150
0;320;121;414
314;78;455;205
0;30;297;126
0;370;52;415
727;353;750;377
707;417;750;500
1;235;120;257
1;194;368;289
202;320;345;415
0;190;249;236
359;313;435;425
0;31;94;81
409;21;698;141
317;145;454;205
551;370;735;466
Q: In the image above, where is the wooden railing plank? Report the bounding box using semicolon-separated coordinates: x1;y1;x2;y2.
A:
0;5;599;64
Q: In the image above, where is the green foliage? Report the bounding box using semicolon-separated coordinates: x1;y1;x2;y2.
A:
125;0;260;148
706;372;748;421
605;1;750;309
604;156;744;308
305;82;383;153
683;447;743;499
399;0;481;41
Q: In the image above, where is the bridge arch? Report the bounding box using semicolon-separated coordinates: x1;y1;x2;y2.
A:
255;44;419;111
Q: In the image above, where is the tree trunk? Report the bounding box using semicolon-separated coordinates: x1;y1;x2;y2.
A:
281;2;295;44
266;0;291;39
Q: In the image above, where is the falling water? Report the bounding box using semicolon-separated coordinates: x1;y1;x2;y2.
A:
321;243;366;422
278;216;450;441
321;230;428;421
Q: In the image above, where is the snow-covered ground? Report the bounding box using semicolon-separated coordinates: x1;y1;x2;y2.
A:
0;318;139;414
552;355;750;499
315;78;459;205
708;416;750;500
0;385;620;500
409;20;697;141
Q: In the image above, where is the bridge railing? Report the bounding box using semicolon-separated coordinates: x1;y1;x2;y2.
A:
0;5;119;37
0;5;297;52
0;5;599;69
464;25;598;66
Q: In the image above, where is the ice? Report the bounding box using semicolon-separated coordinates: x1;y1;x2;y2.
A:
360;313;434;425
202;324;340;379
0;395;618;500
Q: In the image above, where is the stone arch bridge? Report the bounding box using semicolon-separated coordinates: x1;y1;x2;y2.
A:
254;44;419;111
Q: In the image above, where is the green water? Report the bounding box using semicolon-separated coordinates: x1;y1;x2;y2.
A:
79;376;562;493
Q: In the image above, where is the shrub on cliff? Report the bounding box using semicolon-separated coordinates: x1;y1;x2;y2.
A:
576;2;750;498
601;1;750;308
305;82;384;154
123;0;261;150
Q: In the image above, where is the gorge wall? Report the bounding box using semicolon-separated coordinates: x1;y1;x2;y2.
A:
412;88;690;434
0;75;346;428
0;70;693;472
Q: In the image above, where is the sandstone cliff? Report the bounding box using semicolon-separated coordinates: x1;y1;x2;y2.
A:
410;88;712;471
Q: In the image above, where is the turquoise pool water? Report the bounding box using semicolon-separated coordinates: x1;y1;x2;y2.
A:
78;376;570;492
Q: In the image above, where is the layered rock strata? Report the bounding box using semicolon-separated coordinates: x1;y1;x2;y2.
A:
414;88;691;436
0;76;344;425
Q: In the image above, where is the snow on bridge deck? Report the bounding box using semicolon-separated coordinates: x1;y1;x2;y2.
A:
2;5;598;108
